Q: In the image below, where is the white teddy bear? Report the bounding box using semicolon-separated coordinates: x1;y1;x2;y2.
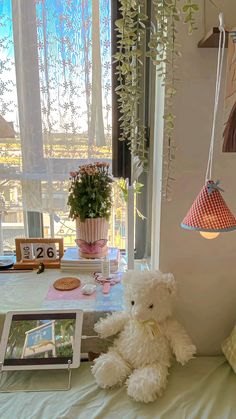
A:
91;270;196;403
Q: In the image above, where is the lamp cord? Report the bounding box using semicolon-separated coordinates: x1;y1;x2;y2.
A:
205;12;226;183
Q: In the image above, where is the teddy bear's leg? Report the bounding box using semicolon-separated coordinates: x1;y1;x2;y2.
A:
126;363;168;403
91;350;131;388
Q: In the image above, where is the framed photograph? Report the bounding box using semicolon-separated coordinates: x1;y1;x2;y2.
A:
0;310;83;371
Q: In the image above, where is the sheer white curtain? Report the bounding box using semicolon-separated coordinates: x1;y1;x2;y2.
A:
0;0;111;213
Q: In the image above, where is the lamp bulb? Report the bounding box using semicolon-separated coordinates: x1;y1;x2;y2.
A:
200;231;220;240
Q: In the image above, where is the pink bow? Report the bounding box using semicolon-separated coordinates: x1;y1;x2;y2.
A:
75;239;107;254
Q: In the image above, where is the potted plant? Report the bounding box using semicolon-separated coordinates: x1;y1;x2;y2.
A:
68;162;113;258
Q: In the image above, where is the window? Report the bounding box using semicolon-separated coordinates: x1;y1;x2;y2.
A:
0;0;126;252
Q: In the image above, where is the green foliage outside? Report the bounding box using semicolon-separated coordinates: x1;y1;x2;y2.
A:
6;320;37;358
5;319;75;359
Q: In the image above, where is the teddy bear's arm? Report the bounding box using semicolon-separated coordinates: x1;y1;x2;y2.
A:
164;318;197;365
94;312;129;338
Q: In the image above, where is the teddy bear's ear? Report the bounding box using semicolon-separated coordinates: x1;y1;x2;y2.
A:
162;272;176;295
150;270;176;294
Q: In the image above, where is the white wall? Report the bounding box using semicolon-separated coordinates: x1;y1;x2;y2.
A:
158;0;236;355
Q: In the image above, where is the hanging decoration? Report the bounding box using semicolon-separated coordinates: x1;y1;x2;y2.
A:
181;180;236;239
181;13;236;239
222;26;236;152
115;0;199;267
115;1;199;267
114;0;199;171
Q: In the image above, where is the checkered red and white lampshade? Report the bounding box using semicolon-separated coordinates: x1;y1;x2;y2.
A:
181;180;236;232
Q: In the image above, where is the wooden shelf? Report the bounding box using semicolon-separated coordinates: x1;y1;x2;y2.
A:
198;27;229;48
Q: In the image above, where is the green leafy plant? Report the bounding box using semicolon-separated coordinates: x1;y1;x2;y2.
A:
67;163;113;222
115;0;199;196
114;0;148;163
118;178;146;220
149;0;199;196
183;0;199;34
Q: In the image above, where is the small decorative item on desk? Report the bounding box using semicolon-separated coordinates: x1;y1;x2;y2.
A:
53;277;81;291
75;239;108;259
101;255;110;278
94;272;121;294
81;284;96;295
14;238;64;269
67;162;113;259
37;262;45;274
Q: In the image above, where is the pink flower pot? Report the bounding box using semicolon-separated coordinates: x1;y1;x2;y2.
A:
75;217;109;259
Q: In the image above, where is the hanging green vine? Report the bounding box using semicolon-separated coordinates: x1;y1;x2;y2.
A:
148;0;199;197
114;0;148;163
183;0;199;34
115;0;199;196
118;178;146;219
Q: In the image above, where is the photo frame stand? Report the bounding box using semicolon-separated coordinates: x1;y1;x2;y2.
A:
0;360;72;393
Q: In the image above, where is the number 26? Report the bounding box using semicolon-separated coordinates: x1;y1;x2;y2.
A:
33;244;56;260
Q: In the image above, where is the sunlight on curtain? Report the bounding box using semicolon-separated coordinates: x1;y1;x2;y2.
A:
0;0;26;251
0;0;126;251
36;0;111;153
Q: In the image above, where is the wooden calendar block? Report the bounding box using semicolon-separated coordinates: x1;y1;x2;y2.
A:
33;243;46;259
20;243;34;261
44;243;57;260
14;238;64;269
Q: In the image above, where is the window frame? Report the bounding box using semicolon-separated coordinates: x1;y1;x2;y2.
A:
2;0;151;253
111;0;151;258
10;0;115;240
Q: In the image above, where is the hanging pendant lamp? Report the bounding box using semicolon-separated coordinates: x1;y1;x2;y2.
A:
181;13;236;239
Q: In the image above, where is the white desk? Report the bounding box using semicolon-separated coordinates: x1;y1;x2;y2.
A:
0;269;124;353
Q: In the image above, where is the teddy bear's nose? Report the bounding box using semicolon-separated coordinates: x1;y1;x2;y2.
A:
132;308;139;319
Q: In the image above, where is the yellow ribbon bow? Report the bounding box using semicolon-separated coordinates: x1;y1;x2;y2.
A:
134;319;161;339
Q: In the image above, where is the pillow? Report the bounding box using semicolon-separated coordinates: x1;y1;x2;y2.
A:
222;325;236;373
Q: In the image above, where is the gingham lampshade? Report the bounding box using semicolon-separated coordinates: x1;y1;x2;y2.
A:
181;180;236;232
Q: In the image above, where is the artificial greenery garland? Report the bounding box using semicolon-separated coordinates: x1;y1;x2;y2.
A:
115;0;199;194
114;0;148;163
